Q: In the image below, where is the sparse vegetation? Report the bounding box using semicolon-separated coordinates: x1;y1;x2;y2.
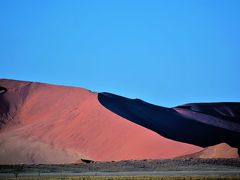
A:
1;158;240;174
1;159;240;179
1;176;240;180
12;165;24;179
0;176;240;180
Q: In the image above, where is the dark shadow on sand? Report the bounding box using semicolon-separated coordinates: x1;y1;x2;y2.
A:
98;92;240;149
0;86;7;94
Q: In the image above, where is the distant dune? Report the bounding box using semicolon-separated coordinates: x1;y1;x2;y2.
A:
177;143;239;159
0;79;239;164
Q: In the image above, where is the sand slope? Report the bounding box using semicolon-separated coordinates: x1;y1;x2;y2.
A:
0;79;203;164
178;143;239;159
98;93;240;148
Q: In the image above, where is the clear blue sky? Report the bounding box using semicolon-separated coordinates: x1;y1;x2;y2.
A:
1;0;240;107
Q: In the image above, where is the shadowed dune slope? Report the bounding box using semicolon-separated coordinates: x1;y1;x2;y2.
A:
175;103;240;123
98;93;240;149
0;79;203;164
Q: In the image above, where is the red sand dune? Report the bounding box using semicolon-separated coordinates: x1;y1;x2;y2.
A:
0;79;202;164
98;93;240;149
0;79;238;164
178;143;239;159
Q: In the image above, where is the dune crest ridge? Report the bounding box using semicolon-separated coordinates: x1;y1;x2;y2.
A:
0;79;239;164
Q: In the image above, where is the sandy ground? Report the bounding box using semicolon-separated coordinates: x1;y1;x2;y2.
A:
1;159;240;177
1;170;240;177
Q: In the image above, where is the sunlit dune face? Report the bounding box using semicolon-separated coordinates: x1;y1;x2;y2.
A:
0;79;239;164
